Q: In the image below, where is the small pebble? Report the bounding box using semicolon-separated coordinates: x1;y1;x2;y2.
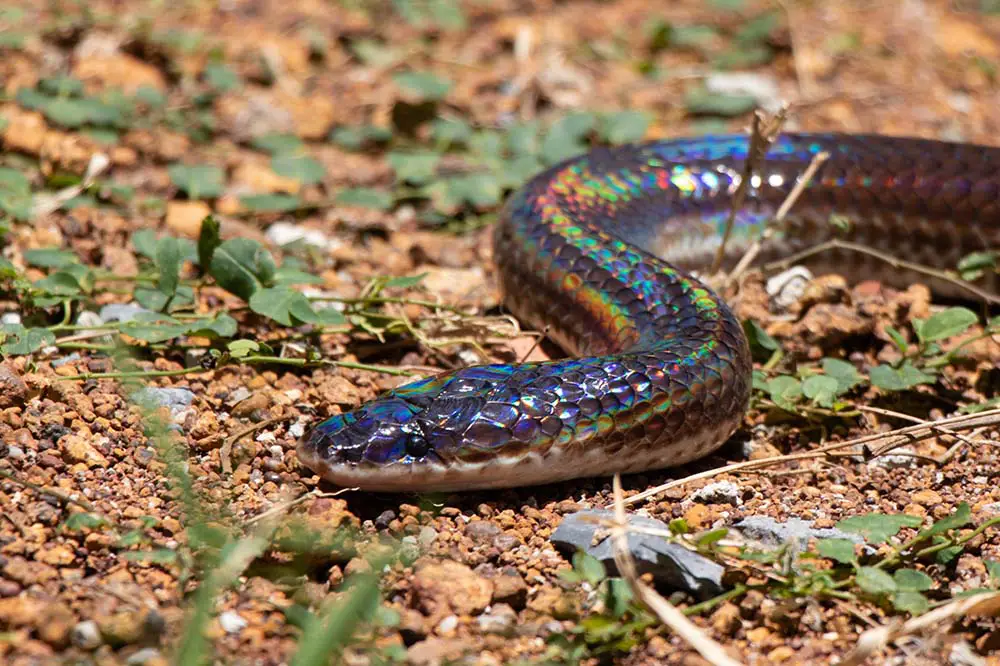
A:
7;445;24;460
375;510;396;530
477;604;516;635
1;312;22;325
418;526;438;548
690;481;742;506
71;620;103;650
436;615;458;634
127;647;164;665
51;353;82;368
76;311;105;328
219;610;247;634
99;303;151;323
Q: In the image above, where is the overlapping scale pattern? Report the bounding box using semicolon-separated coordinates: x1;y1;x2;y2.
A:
299;133;1000;491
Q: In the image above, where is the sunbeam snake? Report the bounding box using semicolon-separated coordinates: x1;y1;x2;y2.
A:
297;133;1000;492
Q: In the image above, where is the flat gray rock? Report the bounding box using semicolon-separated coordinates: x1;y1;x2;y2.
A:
551;509;724;599
732;516;865;552
131;387;196;415
99;303;152;323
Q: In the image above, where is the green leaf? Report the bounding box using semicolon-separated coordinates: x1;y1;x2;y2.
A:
685;89;756;116
735;11;780;44
892;591;929;614
601;111;652;144
121;313;189;343
541;112;597;164
271;154;325;185
186;313;239;339
335;187;393;211
23;248;78;268
893;569;933;592
645;17;674;52
572;550;606;586
249;286;347;327
919;502;972;539
393;71;453;101
822;358;864;394
43;97;93;127
836;513;922;545
63;513;109;532
815;538;857;564
856;566;897;595
168;163;225;199
198;215;221;271
203;62;241;92
132;229;158;259
986;560;1000;583
0;324;56;356
388;150;441;185
349;38;405;68
329;125;392;150
273;267;326;286
696;528;728;546
34;270;85;297
937;545;964;565
915;307;978;344
885;325;908;353
431;118;472;146
133;285;194;313
957;251;997;281
767;375;802;411
869;361;935;391
209;238;277;301
803;375;839;408
672;25;722;50
155;237;183;298
227;339;260;358
239;194;302;213
251;133;305;155
0;167;32;221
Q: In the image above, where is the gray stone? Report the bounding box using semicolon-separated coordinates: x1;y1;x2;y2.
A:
99;303;151;323
732;515;865;554
551;509;724;599
51;353;82;368
690;481;741;506
705;71;782;113
71;620;102;650
218;610;247;634
131;387;196;415
127;648;164;665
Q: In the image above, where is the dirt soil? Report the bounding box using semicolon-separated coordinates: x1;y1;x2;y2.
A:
3;1;1000;665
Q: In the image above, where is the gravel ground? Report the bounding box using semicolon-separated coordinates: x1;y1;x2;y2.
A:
3;1;1000;664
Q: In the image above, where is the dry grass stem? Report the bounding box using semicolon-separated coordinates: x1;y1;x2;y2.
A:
610;474;745;666
625;407;1000;506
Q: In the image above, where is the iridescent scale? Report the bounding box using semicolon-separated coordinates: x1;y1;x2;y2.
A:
298;134;1000;491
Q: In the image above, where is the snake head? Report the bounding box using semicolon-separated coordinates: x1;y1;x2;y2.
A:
297;368;528;492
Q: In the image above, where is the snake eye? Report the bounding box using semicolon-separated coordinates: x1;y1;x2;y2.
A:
405;434;430;459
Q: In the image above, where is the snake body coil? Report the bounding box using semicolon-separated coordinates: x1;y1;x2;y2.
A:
298;134;1000;491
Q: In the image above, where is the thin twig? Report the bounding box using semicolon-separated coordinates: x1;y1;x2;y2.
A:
244;488;359;526
610;474;744;666
726;150;830;288
709;107;789;276
839;591;1000;666
761;238;1000;306
856;405;995;456
220;415;295;476
0;467;103;517
625;408;1000;505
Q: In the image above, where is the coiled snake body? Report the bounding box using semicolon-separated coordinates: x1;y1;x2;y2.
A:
298;134;1000;491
